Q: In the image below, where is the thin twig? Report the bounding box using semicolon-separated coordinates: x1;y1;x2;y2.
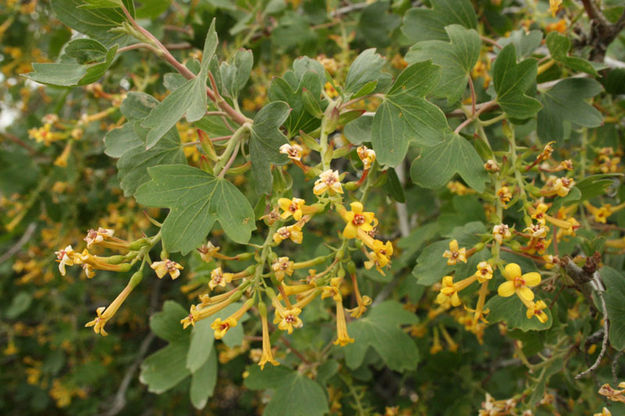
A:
0;223;37;263
218;141;240;178
480;35;502;49
575;271;609;379
100;333;155;416
454;100;498;134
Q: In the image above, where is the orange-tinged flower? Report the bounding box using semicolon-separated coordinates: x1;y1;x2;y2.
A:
497;186;512;204
151;259;183;280
357;146;376;170
443;240;467;265
497;263;541;303
549;0;562;17
278;197;306;221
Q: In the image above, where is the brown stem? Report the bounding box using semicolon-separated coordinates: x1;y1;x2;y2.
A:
120;5;250;126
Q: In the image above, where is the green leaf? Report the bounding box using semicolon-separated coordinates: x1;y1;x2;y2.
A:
140;342;191;394
249;101;291;194
537;78;603;141
412;222;486;285
141;21;218;148
219;49;254;98
140;301;192;394
344;48;386;96
134;0;170;18
576;174;621;200
343;114;373;145
406;24;480;104
357;1;401;48
186;302;247;372
190;348;217;409
186;320;214;373
343;301;420;372
24;45;117;87
410;131;486;192
5;292;33;319
371;61;449;167
116;126;186;196
135;165;256;254
485;295;552;331
104;123;140;158
402;0;477;43
51;0;131;47
493;44;542;119
80;0;123;8
499;30;543;58
546;32;598;76
150;301;190;343
385;169;406;203
120;91;160;120
603;266;625;350
245;366;329;416
63;38;108;64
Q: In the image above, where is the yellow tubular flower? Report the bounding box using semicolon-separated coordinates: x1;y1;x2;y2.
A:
55;245;77;276
339;202;377;239
497;263;541;303
279;143;303;161
278;197;306;221
209;267;233;290
273;224;303;245
442;240;467;265
211;317;237;339
594;408;611;416
357;145;376;170
436;275;462;307
210;299;253;340
549;0;562;17
259;306;279;370
85;281;135;336
272;298;303;334
526;300;549;323
272;257;294;281
313;169;343;195
334;299;354;347
474;261;493;283
150;259;183;280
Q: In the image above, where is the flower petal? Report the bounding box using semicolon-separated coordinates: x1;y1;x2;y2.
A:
522;272;541;287
497;281;515;297
503;263;521;281
517;286;535;302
